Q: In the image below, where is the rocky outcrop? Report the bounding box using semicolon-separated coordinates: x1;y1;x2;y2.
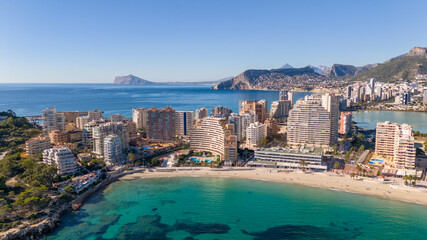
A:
212;67;324;90
114;74;153;85
324;64;358;77
1;199;71;240
406;47;427;58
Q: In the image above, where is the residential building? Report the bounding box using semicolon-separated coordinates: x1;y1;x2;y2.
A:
132;108;148;130
246;122;265;147
67;130;83;143
269;100;292;119
252;147;326;171
76;110;104;130
175;111;194;137
239;100;268;123
48;130;67;145
146;107;175;141
211;106;232;119
104;134;124;164
26;136;51;157
195;107;209;120
43;147;78;175
42;106;65;134
190;117;237;161
287;95;332;147
423;89;427;104
228;113;242;141
339;112;352;135
111;114;126;122
375;121;416;169
240;111;256;140
264;117;279;137
279;90;294;106
93;122;128;156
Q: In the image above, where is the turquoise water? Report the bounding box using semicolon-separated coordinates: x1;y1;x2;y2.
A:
353;110;427;133
46;177;427;240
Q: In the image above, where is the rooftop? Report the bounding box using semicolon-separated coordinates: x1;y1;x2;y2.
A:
257;146;324;156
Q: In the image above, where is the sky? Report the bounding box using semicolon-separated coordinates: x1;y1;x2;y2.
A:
0;0;426;83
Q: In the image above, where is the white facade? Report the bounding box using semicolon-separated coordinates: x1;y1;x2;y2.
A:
195;107;209;120
104;134;123;164
132;108;148;130
246;122;265;147
43;147;77;175
42;106;65;134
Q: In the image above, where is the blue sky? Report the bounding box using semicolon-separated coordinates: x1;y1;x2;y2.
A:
0;0;426;83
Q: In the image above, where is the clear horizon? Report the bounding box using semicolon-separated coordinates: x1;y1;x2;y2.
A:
1;0;427;83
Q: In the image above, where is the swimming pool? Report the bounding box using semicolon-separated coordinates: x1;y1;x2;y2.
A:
190;157;200;162
142;146;151;150
369;159;385;165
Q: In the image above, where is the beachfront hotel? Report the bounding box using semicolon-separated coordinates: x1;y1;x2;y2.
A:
287;94;340;147
375;121;416;169
252;147;327;171
189;117;238;161
43;147;78;175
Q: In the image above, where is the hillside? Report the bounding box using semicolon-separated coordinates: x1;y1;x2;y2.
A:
212;67;325;90
350;56;427;82
350;47;427;82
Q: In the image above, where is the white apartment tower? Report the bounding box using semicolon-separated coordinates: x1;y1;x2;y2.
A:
104;134;124;164
132;108;148;130
195;107;209;120
43;147;77;175
42;106;65;134
246;122;266;147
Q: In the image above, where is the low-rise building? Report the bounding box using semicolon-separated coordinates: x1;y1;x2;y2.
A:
48;130;68;145
252;147;326;171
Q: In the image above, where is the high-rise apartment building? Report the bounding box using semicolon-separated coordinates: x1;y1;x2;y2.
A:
175;111;194;137
228;113;242;141
211;106;232;119
111;114;126;122
76;110;104;130
240;111;256;140
287;96;332;147
104;134;124;165
269;100;292;119
93;122;128;156
195;107;209;120
279;90;294;106
190;117;237;161
48;129;68;145
369;78;376;96
146;107;175;141
43;147;77;175
42;107;65;134
375;122;416;169
339;112;352;135
239;100;268;123
132;108;148;130
246;122;265;147
264;117;279;137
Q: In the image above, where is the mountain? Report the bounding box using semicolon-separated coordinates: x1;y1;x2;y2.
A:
114;74;153;85
279;63;293;69
114;74;226;85
308;65;330;74
324;64;358;77
350;47;427;82
212;67;324;90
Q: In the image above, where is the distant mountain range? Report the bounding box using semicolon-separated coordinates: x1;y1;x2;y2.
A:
114;74;227;85
213;47;427;90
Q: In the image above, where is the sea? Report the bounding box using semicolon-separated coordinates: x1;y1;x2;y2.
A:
1;83;427;132
44;177;427;240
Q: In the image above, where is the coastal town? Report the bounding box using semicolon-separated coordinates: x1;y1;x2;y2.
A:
1;78;427;239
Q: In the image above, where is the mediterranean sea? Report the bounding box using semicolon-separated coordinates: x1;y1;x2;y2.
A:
45;177;427;240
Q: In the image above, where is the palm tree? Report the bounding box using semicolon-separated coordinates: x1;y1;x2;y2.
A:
333;161;340;171
356;164;362;176
299;160;308;171
350;173;356;179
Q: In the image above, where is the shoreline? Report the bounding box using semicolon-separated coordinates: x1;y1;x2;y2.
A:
121;168;427;206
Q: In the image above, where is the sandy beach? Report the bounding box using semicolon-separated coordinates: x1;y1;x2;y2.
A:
121;167;427;206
